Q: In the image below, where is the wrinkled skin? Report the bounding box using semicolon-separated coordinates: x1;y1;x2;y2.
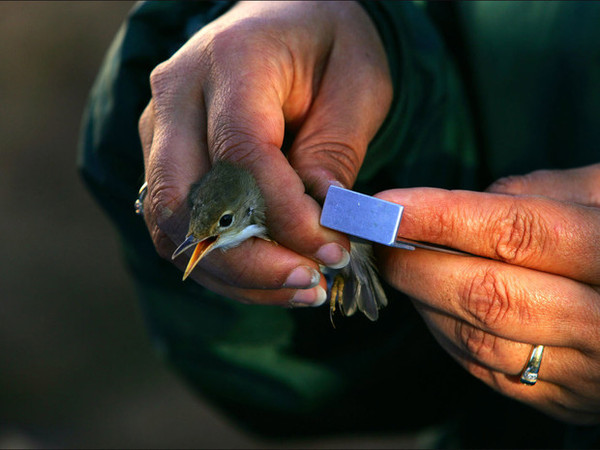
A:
377;164;600;424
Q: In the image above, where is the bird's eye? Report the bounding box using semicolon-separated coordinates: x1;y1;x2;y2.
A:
219;213;233;228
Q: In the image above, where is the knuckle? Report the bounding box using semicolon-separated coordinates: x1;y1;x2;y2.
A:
455;321;500;363
588;307;600;354
148;182;179;222
487;175;528;194
422;201;457;244
148;62;180;119
149;61;173;99
150;225;174;261
462;267;522;331
210;120;264;165
461;357;493;384
209;21;264;56
149;56;204;113
206;21;290;83
147;165;185;216
491;202;546;264
488;170;552;194
300;142;361;189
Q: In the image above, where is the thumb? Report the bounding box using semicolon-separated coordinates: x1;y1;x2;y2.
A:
486;164;600;207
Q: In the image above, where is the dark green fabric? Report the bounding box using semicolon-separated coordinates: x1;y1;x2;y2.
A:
358;2;479;192
78;1;600;447
458;2;600;180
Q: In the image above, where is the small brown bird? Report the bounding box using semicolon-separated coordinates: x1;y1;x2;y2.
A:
172;161;387;322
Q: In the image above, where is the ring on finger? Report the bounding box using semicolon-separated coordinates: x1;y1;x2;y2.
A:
520;344;545;386
134;181;148;215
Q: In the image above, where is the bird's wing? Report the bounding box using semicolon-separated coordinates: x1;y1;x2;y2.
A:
341;241;388;321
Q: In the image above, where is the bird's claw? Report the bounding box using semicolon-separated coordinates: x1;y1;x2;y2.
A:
329;274;345;328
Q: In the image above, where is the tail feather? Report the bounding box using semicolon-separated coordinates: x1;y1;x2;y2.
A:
339;240;387;321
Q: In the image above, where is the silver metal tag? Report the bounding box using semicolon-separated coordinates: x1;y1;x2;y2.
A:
321;185;469;256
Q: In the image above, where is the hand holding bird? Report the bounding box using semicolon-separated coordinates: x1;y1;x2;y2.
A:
172;161;387;323
137;1;391;314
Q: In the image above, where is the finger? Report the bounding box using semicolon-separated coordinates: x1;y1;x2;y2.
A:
487;164;600;208
287;4;392;200
171;246;328;308
416;303;599;387
138;57;212;268
184;265;325;308
378;247;600;352
156;194;330;304
146;61;210;232
376;188;600;284
435;333;600;424
138;102;187;254
423;320;600;424
203;40;351;268
416;303;532;376
176;233;327;292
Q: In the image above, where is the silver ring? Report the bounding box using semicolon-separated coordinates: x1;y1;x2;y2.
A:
134;181;148;216
520;344;544;385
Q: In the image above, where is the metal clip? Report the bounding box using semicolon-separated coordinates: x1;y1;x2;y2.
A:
320;186;469;256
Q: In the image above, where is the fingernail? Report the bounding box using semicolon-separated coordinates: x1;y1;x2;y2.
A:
290;286;327;307
328;179;345;189
315;243;350;269
283;266;321;289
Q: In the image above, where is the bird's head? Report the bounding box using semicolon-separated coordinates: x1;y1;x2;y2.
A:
171;161;267;280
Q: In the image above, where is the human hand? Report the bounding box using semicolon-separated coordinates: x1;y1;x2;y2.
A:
376;163;600;424
137;1;392;305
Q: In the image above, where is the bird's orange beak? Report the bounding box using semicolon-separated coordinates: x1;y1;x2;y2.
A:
172;235;218;281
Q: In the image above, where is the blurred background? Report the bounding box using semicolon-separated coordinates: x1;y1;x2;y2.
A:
0;2;416;448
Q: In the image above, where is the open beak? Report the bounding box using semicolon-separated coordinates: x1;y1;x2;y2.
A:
172;234;218;281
